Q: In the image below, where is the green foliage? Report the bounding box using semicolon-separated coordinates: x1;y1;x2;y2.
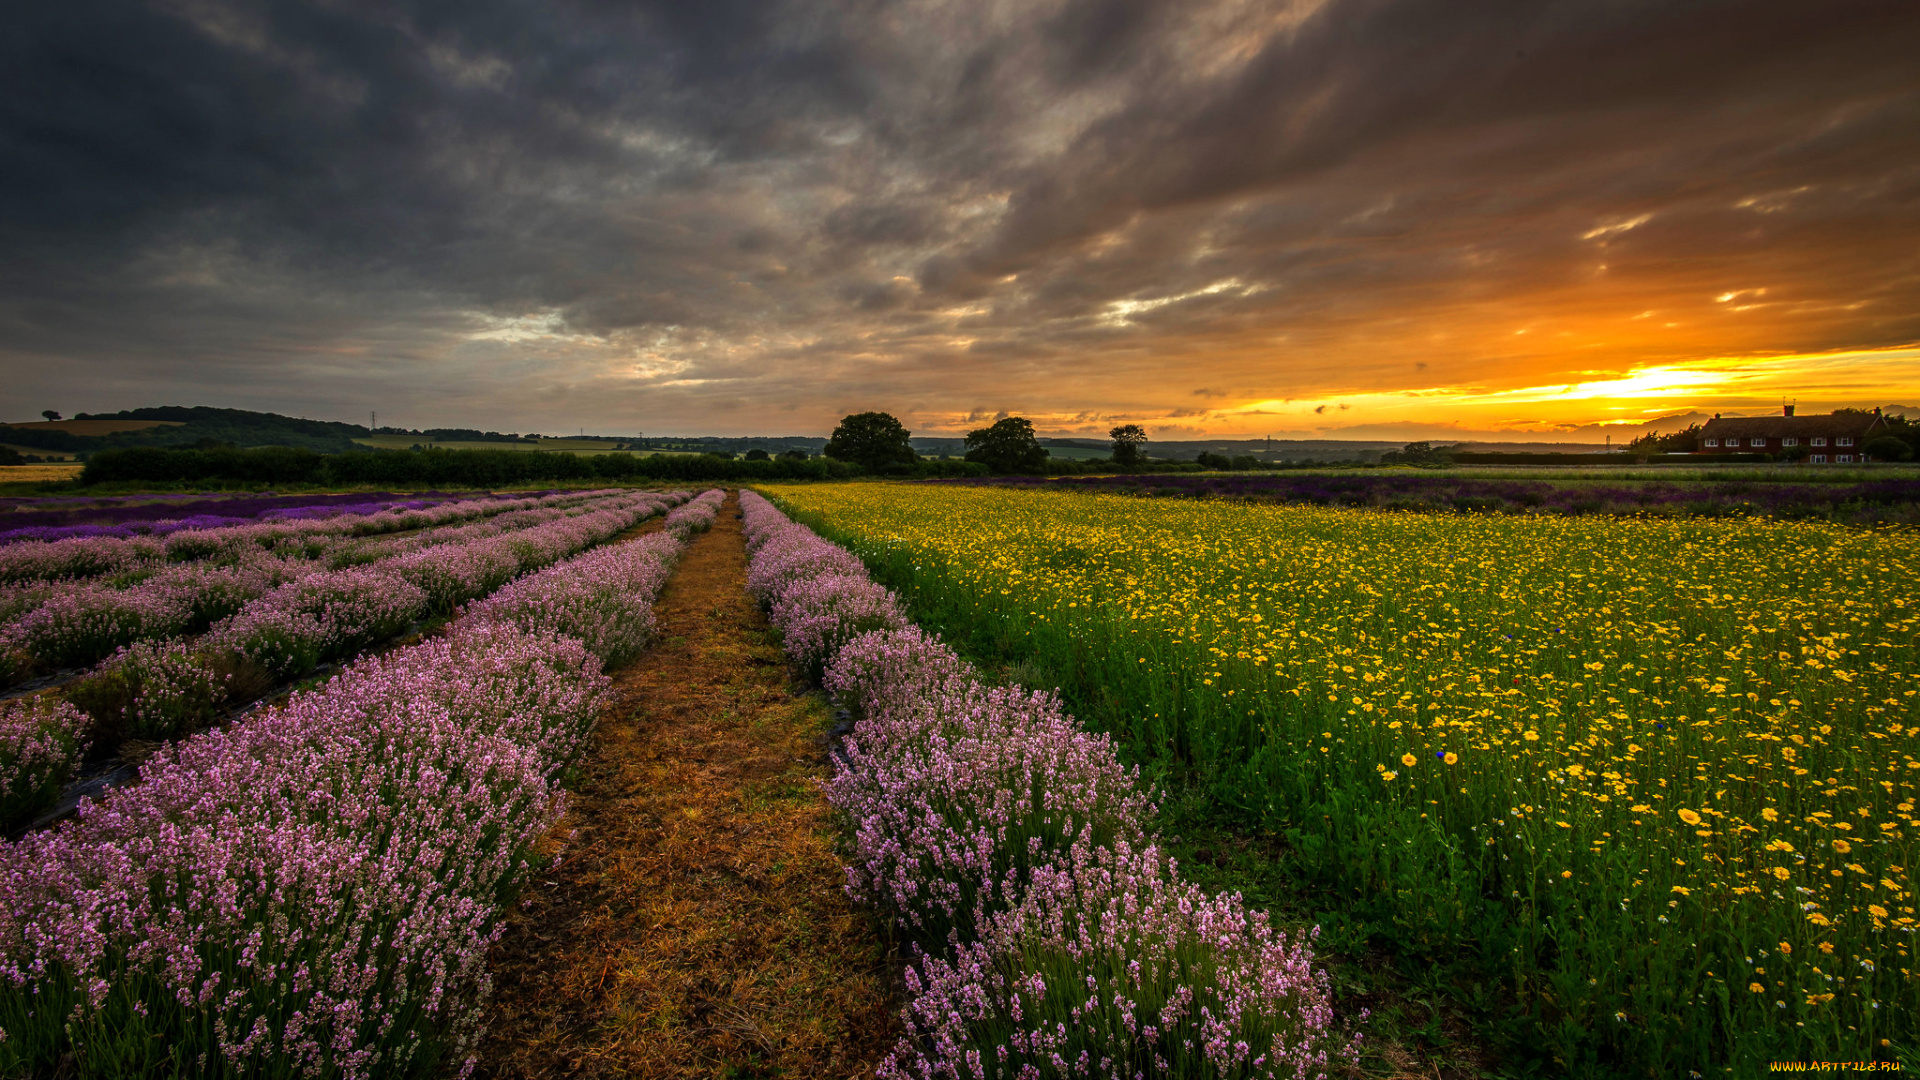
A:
1628;423;1702;456
0;446;22;467
962;416;1049;474
823;411;918;472
1380;441;1454;465
1864;435;1912;462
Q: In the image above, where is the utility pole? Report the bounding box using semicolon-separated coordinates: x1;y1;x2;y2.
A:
370;411;376;433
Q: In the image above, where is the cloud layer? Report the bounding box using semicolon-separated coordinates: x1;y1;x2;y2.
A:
3;0;1918;436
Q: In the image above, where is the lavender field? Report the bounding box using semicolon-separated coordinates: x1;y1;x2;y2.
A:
0;488;719;1077
0;489;692;839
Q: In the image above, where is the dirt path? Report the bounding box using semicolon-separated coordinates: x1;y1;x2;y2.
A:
477;491;900;1079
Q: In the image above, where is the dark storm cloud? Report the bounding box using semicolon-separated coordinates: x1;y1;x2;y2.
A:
2;0;1917;433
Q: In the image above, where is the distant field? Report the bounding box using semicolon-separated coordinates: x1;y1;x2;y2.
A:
1;444;79;461
1;419;183;436
1040;444;1112;461
0;464;85;483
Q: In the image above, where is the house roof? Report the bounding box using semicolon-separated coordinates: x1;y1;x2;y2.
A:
1699;413;1885;439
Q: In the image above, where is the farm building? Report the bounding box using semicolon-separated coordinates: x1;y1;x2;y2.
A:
1696;405;1889;463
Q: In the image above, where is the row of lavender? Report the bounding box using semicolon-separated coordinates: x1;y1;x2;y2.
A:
0;493;715;1077
0;487;614;587
738;490;1357;1080
0;490;526;546
0;490;688;830
0;495;451;546
0;489;666;683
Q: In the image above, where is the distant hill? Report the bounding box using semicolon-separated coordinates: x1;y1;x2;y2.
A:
4;406;368;454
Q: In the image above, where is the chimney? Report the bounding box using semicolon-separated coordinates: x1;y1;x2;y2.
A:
1783;403;1795;417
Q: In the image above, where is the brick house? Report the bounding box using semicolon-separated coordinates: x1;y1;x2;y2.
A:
1696;406;1888;463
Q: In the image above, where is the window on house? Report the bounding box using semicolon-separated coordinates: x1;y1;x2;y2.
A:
1812;454;1828;464
1812;437;1827;447
1751;437;1767;448
1838;454;1854;463
1783;437;1798;447
1838;437;1853;447
1705;438;1719;447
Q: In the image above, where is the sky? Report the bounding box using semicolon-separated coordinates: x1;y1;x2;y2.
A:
3;0;1918;441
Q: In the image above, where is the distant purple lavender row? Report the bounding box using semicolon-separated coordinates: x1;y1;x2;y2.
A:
738;490;1357;1079
0;489;553;541
938;472;1920;522
0;496;451;546
0;488;625;586
0;496;691;1077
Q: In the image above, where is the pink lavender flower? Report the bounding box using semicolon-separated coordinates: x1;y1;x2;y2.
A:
825;629;1154;951
464;531;681;668
883;841;1360;1080
663;489;726;539
0;697;88;829
768;573;907;680
72;638;229;742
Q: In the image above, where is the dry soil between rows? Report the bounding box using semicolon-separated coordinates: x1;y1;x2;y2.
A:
476;491;900;1079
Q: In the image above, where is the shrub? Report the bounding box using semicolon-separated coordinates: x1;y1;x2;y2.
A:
883;841;1358;1080
826;634;1154;951
0;697;89;829
767;573;906;680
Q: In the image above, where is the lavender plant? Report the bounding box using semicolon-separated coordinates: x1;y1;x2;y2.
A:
768;573;907;680
663;487;726;539
882;841;1357;1080
63;639;233;743
825;632;1155;951
0;697;88;829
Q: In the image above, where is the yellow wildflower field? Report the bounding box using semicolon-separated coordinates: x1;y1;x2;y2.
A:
760;481;1918;1068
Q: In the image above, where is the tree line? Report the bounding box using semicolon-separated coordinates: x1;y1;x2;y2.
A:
73;410;1189;487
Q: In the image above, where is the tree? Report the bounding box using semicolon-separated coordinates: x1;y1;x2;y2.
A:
1195;451;1233;470
1864;435;1912;462
963;416;1049;474
41;410;60;422
1109;424;1148;467
824;411;918;472
1381;441;1453;465
1627;423;1700;459
744;448;770;461
779;449;810;461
